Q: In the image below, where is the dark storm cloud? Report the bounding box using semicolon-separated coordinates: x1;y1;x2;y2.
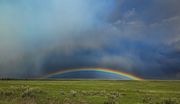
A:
0;0;180;79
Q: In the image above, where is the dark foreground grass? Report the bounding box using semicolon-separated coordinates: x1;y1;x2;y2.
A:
0;80;179;104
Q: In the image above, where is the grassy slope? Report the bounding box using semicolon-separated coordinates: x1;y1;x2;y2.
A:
0;80;179;104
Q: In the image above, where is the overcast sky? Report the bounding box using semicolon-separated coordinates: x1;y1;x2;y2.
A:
0;0;180;79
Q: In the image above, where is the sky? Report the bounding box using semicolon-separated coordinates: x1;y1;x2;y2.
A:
0;0;180;79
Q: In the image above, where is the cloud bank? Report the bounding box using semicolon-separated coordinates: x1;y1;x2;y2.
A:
0;0;180;79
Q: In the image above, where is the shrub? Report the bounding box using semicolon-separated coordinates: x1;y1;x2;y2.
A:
20;97;37;104
62;97;89;104
0;89;14;97
21;88;36;98
104;99;116;104
69;90;77;97
79;90;109;96
104;93;120;104
142;95;153;104
109;91;121;98
142;96;179;104
158;98;178;104
59;90;65;95
21;87;43;98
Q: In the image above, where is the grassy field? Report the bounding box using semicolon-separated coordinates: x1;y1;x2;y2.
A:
0;80;179;104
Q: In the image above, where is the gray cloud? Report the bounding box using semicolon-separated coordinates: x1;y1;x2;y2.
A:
0;0;113;78
0;0;180;79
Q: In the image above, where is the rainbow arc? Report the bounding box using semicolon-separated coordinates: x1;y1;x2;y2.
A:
42;68;143;80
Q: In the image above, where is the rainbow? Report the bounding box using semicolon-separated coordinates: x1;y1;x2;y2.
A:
42;68;143;80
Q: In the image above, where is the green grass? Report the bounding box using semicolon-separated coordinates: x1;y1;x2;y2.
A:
0;80;179;104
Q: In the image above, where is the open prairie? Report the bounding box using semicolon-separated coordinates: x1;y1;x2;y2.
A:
0;80;179;104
